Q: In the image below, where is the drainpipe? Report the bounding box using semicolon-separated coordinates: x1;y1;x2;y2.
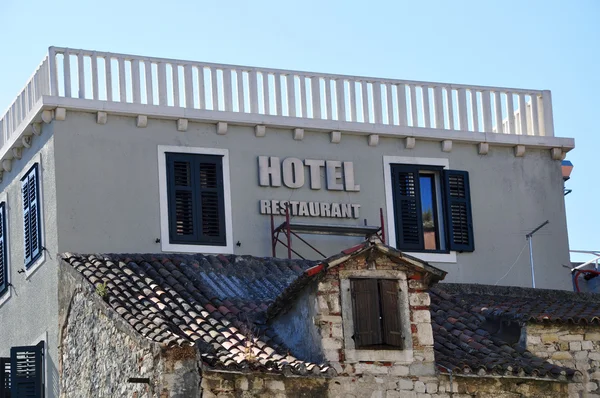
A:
437;364;454;396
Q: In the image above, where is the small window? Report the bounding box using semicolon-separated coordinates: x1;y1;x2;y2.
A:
166;153;226;246
0;202;7;297
350;279;403;349
391;164;474;253
21;164;42;268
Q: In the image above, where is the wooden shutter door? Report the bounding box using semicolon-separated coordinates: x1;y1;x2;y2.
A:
0;203;6;295
10;341;44;398
196;156;226;245
391;165;423;251
443;170;474;252
351;279;382;347
166;154;198;243
0;357;10;398
379;280;403;348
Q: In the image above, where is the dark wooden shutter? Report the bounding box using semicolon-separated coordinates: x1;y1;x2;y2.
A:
166;153;226;246
379;280;403;348
391;165;423;251
351;279;382;347
10;341;44;398
0;357;10;398
21;165;41;268
0;203;7;296
444;170;474;252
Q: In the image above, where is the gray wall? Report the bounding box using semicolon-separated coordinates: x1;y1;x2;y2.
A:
0;125;59;398
53;111;571;289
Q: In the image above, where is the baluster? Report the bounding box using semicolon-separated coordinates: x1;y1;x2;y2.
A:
49;50;59;96
373;83;383;124
312;77;321;119
223;68;233;112
362;82;369;123
263;72;270;115
386;83;394;125
494;91;503;133
337;78;346;122
145;61;153;105
457;88;468;131
275;73;283;116
349;81;357;122
249;70;258;113
481;90;492;132
422;86;431;128
211;67;219;111
132;59;141;104
518;93;528;135
471;90;479;132
397;84;408;127
447;89;455;130
173;64;180;108
63;50;72;97
541;91;554;137
118;57;126;103
434;86;444;129
106;56;113;102
300;76;308;117
326;78;334;120
77;51;85;99
409;84;418;127
287;75;296;117
158;62;168;106
531;93;540;136
197;67;206;109
237;70;245;112
506;93;515;134
184;64;193;108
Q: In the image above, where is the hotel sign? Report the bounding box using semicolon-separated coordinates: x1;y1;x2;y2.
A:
258;156;361;219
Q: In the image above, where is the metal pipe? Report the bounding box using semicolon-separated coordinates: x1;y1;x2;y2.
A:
528;236;535;288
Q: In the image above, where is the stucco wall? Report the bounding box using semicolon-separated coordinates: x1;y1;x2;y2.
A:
58;261;201;397
0;124;59;398
52;111;570;289
526;323;600;397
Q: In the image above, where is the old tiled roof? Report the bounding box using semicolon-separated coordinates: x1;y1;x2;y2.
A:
61;253;334;376
437;283;600;325
430;286;576;379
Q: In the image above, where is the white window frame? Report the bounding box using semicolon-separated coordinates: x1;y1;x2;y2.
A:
383;156;457;263
24;153;46;279
0;191;11;308
340;269;413;363
158;145;234;254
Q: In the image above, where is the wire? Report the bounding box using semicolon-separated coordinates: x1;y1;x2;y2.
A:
494;242;529;286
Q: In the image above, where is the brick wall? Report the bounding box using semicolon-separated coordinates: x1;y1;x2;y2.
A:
526;323;600;397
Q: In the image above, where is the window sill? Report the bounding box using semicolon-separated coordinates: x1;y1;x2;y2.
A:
0;290;11;309
25;252;47;280
404;251;457;263
345;348;414;363
161;241;233;255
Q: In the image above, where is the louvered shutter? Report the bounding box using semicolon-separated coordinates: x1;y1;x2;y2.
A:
10;341;44;398
166;153;226;246
391;165;423;251
351;279;382;347
0;203;7;296
0;357;10;398
379;280;403;348
443;170;474;252
21;165;41;268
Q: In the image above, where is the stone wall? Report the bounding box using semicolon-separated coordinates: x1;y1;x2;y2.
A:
526;323;600;397
58;261;201;397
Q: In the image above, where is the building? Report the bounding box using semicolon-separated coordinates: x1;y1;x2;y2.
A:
0;47;577;397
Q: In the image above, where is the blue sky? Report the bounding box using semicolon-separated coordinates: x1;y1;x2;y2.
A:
0;0;598;260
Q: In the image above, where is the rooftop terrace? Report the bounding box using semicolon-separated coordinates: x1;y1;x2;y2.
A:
0;47;574;170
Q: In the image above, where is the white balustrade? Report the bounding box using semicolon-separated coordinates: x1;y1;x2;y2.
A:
0;47;557;155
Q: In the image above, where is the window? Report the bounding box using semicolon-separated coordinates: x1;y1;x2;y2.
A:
21;164;42;268
391;164;474;253
166;153;226;246
0;202;7;297
350;279;403;349
1;341;45;398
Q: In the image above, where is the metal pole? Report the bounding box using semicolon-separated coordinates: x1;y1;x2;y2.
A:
528;236;535;288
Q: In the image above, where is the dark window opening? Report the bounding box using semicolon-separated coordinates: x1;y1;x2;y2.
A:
350;279;403;349
166;153;226;246
0;203;7;297
481;317;522;346
391;164;474;253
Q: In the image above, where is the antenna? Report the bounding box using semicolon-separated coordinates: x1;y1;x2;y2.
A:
526;220;549;288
